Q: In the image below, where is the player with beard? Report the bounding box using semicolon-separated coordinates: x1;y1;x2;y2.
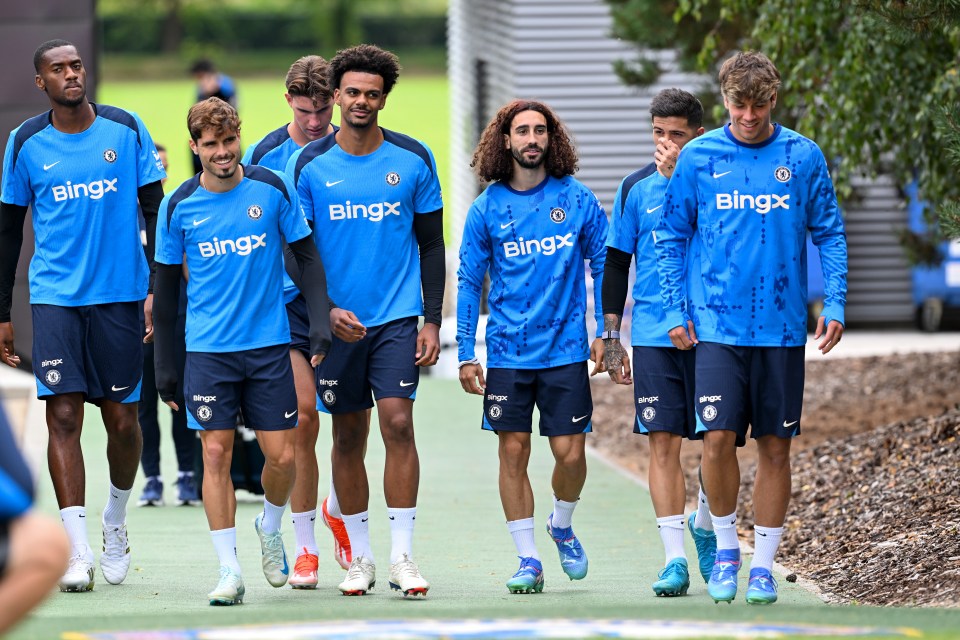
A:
0;39;166;592
457;100;607;593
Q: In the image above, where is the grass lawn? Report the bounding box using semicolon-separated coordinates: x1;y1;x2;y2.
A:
97;75;450;208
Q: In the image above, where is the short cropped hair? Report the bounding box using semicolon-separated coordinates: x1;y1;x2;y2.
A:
34;39;75;73
471;100;579;183
187;97;240;142
329;44;401;95
285;55;332;104
719;51;781;105
649;88;703;128
190;59;216;75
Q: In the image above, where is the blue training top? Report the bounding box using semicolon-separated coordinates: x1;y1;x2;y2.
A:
156;165;310;352
289;129;443;328
0;407;33;521
656;124;848;347
1;104;166;306
457;175;607;369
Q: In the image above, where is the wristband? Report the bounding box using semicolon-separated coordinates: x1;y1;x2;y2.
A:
601;330;621;340
458;358;480;369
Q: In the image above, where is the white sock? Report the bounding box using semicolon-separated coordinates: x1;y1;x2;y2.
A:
694;488;713;530
342;511;372;561
60;506;92;559
291;510;319;556
261;498;286;534
387;507;416;564
507;517;539;559
210;527;242;574
326;477;342;518
103;483;132;526
656;514;687;563
550;496;578;529
711;511;739;551
751;525;784;571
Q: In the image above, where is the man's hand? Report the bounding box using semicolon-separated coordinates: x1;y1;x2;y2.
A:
814;317;844;354
668;320;698;350
310;354;326;367
588;337;605;376
415;322;440;367
164;400;179;411
597;338;632;384
459;362;486;395
330;308;366;343
0;322;20;368
143;293;154;344
655;137;681;179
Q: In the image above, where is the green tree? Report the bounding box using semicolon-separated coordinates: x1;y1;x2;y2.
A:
607;0;960;264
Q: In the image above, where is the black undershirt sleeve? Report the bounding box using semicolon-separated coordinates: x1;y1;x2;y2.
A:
153;264;183;402
286;237;332;360
137;181;164;293
601;247;633;316
413;209;445;326
0;202;28;323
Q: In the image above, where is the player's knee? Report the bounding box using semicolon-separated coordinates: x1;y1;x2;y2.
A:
758;444;791;470
267;443;296;471
296;410;319;436
202;439;232;470
499;435;531;465
380;413;414;446
47;404;82;436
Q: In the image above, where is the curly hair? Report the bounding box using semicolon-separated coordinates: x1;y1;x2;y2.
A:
470;100;578;183
187;97;241;142
285;55;332;105
329;44;401;95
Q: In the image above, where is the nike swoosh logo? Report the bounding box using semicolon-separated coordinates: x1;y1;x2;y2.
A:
572;415;588;423
399;380;415;387
326;180;344;187
500;220;516;229
361;518;368;523
783;420;798;428
285;410;298;418
389;516;395;520
646;205;662;214
43;161;61;171
713;170;732;179
111;385;130;392
193;217;211;226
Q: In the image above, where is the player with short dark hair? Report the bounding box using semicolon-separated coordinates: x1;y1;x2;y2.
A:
599;88;716;597
457;99;607;594
154;97;332;605
0;39;166;592
290;43;444;597
656;51;848;604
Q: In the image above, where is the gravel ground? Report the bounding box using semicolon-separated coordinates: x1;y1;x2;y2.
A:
589;349;960;606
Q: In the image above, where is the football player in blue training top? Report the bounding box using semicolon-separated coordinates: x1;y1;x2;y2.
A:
153;97;332;605
656;51;848;605
0;39;166;593
243;54;358;588
290;43;444;598
0;406;69;634
457;100;607;594
598;88;717;597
